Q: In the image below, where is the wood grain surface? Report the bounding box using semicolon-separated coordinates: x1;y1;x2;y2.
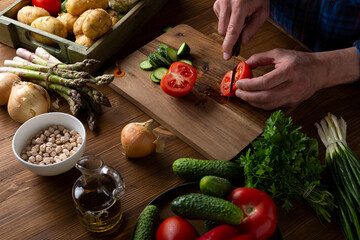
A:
1;0;358;239
108;24;268;161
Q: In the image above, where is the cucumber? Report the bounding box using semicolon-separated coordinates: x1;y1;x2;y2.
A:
179;59;192;65
148;52;164;67
139;60;153;70
133;205;160;240
200;176;233;198
158;42;169;50
153;67;168;80
158;47;173;64
150;72;161;83
203;220;220;232
177;42;191;58
170;193;244;225
165;47;178;62
147;54;158;68
172;158;243;184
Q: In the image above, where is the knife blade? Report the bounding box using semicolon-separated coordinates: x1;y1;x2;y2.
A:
227;18;248;102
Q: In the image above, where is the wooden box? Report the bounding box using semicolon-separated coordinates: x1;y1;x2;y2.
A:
0;0;167;71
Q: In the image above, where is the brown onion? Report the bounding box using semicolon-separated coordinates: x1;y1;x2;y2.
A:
0;72;21;105
7;80;50;123
121;119;157;158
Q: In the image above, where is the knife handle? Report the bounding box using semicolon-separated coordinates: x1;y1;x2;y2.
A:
232;17;249;57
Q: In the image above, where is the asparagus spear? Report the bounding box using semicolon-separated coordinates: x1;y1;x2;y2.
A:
76;85;111;107
0;67;87;87
4;60;93;79
16;48;100;71
13;56;32;64
35;47;62;64
82;97;96;131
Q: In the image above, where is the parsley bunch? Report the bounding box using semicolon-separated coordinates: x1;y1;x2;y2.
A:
237;110;335;222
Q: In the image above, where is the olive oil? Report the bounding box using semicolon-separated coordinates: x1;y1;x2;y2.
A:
73;184;123;232
72;156;126;233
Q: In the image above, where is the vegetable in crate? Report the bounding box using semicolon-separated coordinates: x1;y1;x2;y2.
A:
17;6;50;25
32;0;62;16
30;16;67;45
237;110;335;222
109;0;139;13
65;0;108;16
316;114;360;240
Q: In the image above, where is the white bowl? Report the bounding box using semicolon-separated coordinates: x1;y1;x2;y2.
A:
12;112;86;176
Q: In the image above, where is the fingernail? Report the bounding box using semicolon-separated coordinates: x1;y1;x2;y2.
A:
235;89;241;98
223;52;231;60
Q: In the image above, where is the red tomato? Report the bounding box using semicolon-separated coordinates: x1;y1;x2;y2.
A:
220;61;253;97
32;0;61;16
156;216;199;240
160;61;197;97
197;225;241;240
228;188;277;240
230;234;255;240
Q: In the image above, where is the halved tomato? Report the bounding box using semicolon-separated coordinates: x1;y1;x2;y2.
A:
220;61;253;97
160;61;197;97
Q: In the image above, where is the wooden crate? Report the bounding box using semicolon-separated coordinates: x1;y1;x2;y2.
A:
0;0;168;71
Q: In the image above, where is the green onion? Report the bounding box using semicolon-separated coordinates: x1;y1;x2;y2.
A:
316;114;360;240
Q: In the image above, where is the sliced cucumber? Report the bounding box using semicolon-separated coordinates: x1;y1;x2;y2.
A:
158;42;169;50
153;67;168;80
139;60;153;70
179;59;193;65
157;54;172;67
147;54;158;68
150;72;161;83
177;42;191;58
166;47;178;62
158;47;173;63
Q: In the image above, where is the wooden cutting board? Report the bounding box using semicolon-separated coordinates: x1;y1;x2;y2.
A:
108;24;270;161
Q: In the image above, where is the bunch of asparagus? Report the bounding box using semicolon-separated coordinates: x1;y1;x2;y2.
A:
0;47;114;130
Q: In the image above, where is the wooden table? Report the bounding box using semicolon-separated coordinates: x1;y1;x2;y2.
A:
1;1;359;239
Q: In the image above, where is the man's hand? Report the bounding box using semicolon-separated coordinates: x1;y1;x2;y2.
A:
213;0;269;60
235;47;360;110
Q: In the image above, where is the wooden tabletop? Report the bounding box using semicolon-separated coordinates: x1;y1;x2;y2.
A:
1;0;359;239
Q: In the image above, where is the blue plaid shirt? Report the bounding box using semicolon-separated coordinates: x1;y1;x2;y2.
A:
269;0;360;56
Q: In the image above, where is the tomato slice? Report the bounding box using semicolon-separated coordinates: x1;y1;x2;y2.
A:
220;61;253;97
160;62;197;97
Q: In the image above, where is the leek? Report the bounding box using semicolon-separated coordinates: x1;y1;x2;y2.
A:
316;114;360;240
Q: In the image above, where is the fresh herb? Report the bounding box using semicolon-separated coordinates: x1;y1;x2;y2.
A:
316;114;360;239
237;110;335;222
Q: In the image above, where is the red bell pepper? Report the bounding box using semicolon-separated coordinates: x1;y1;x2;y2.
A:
230;234;256;240
197;225;241;240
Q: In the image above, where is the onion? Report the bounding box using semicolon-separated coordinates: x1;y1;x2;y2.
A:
121;119;159;158
0;72;21;105
7;80;50;123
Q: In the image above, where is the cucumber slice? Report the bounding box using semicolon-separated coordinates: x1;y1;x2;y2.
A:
177;42;191;58
158;42;169;50
150;72;161;83
147;54;158;68
139;60;153;70
153;67;168;80
179;59;192;65
166;47;178;62
158;47;173;63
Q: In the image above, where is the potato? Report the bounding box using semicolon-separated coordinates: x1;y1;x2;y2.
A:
31;16;67;45
57;13;78;35
73;10;92;36
107;10;120;26
75;35;95;48
65;0;108;16
82;9;112;39
17;6;50;25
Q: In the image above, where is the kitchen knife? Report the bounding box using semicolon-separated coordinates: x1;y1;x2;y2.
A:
227;18;248;102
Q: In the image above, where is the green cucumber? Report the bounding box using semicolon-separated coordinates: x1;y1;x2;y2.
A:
139;60;153;70
200;176;233;198
170;193;244;225
153;67;168;80
150;72;161;83
158;42;169;50
165;47;178;62
177;42;191;58
179;59;192;65
172;158;243;184
133;205;160;240
147;54;158;68
148;52;164;67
